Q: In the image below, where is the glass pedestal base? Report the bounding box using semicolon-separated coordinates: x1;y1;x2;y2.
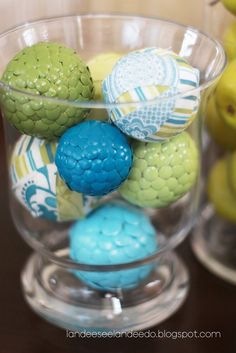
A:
21;251;189;333
192;206;236;285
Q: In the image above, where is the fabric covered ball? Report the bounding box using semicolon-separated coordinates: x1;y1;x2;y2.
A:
10;135;100;221
103;47;200;142
55;120;133;196
70;202;158;290
87;52;122;100
1;42;94;140
119;132;199;208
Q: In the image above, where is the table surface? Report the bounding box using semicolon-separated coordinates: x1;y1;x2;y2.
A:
0;119;235;353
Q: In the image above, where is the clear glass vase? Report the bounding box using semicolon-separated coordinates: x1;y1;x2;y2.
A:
192;0;236;285
0;14;225;332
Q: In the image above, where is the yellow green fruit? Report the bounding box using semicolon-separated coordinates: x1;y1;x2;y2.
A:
224;20;236;61
206;95;236;150
87;52;122;100
207;157;236;223
215;59;236;131
227;150;236;194
221;0;236;15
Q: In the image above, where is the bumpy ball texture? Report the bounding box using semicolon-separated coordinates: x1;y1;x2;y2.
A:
10;135;100;221
55;120;133;196
103;47;200;142
1;42;94;140
119;132;199;208
70;202;158;290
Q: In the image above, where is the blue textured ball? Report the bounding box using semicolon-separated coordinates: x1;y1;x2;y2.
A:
69;202;158;291
55;121;133;196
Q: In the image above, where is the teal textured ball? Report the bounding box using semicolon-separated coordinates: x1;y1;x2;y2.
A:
1;42;94;140
70;202;158;291
55;121;133;196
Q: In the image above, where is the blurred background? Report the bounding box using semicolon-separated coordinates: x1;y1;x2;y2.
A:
0;0;206;32
0;0;234;40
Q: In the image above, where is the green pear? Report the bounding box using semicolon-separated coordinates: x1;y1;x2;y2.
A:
208;157;236;223
224;21;236;61
215;59;236;130
206;95;236;149
221;0;236;15
227;150;236;193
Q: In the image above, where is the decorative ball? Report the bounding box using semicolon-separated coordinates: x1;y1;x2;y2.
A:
70;202;158;290
10;135;100;221
1;42;94;140
87;52;122;100
119;132;199;208
103;47;200;142
55;120;133;196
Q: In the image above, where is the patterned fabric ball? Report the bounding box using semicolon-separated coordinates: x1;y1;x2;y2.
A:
102;47;200;142
119;132;199;208
1;42;94;140
70;202;158;290
55;121;133;196
10;135;100;221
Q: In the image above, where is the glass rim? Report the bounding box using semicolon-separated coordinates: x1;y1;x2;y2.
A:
0;13;227;108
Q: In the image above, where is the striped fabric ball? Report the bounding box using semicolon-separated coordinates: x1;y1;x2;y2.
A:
102;48;200;142
10;135;100;221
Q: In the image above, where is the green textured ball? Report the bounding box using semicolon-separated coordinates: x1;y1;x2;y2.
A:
1;42;94;140
119;132;199;208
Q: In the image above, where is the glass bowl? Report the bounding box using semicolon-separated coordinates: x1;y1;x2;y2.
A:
0;14;226;332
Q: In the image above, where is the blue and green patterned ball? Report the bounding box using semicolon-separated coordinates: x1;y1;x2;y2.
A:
10;135;100;221
102;47;200;142
69;202;158;291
